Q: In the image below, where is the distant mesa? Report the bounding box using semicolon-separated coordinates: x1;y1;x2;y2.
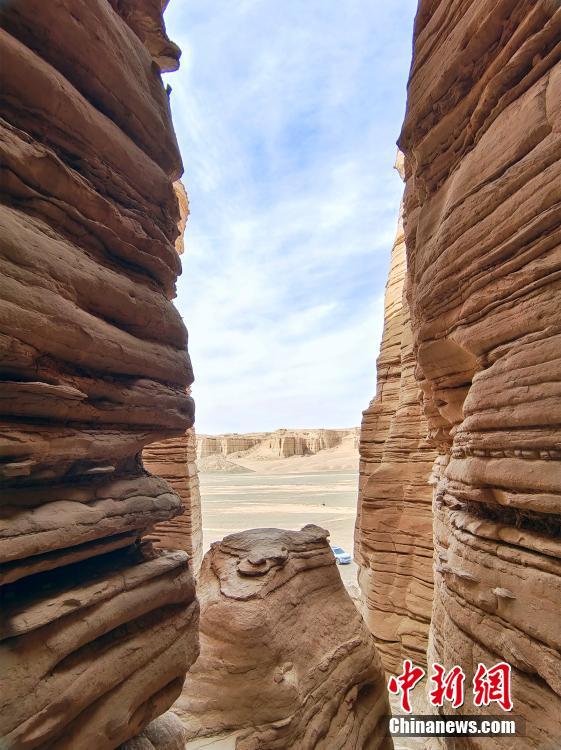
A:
196;428;359;474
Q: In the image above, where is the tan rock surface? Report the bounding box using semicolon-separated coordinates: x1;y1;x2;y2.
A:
398;1;561;746
197;433;261;458
355;202;405;581
141;175;203;571
174;525;393;750
0;544;198;749
0;2;198;747
355;195;437;672
120;711;187;750
108;0;182;73
144;428;203;571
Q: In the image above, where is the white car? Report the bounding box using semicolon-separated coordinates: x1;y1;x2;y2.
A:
330;544;352;565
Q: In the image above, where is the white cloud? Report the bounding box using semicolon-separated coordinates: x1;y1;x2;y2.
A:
164;0;417;433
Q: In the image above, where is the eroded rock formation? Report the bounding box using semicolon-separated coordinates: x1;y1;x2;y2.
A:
120;711;187;750
397;1;561;746
197;433;261;457
197;428;357;459
0;2;199;747
174;525;393;750
355;194;437;672
143;428;203;571
141;180;203;572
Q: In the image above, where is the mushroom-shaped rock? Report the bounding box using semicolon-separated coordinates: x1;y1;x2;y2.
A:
174;525;393;750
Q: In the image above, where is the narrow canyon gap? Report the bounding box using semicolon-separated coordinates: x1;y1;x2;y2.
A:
1;2;560;750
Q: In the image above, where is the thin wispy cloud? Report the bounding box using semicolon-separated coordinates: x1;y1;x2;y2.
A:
165;0;417;433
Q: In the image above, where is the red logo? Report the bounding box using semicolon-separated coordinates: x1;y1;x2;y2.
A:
473;662;513;712
388;659;426;713
389;661;514;714
429;663;466;708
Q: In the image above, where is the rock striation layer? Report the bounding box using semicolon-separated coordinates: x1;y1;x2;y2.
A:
355;195;437;673
174;525;393;750
0;2;198;747
141;181;203;572
143;428;203;571
398;1;561;746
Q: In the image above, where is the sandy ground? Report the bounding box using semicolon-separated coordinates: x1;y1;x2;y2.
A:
185;735;240;750
199;470;359;589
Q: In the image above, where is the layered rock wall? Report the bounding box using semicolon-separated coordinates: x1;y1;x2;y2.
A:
141;181;203;572
197;435;260;457
175;526;393;750
398;1;561;746
197;428;355;459
0;2;199;747
143;428;203;571
355;200;437;672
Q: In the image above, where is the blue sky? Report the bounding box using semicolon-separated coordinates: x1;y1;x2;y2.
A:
164;0;418;434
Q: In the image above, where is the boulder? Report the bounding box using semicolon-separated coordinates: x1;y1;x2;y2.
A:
175;525;393;750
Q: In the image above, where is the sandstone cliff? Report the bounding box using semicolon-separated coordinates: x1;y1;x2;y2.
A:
198;427;358;470
355;196;437;673
397;1;561;746
143;428;203;571
197;428;357;458
174;525;393;750
142;182;203;572
197;428;359;475
0;2;198;747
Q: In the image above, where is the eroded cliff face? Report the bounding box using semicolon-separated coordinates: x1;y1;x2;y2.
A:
398;2;561;746
174;525;393;750
197;428;357;459
355;200;438;673
142;182;203;572
0;2;198;747
143;428;203;572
